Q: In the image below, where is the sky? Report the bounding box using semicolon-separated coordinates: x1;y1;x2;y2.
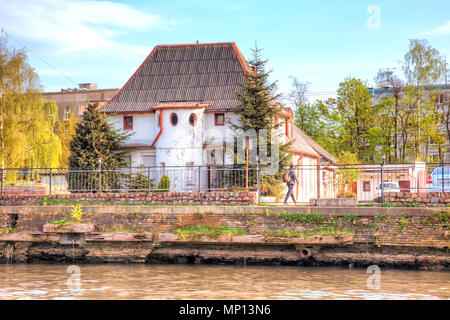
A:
1;0;450;104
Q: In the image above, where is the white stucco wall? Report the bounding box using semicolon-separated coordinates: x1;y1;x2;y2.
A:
107;110;325;197
108;113;156;146
154;108;205;167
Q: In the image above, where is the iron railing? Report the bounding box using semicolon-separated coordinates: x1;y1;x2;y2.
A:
1;162;450;204
0;166;259;195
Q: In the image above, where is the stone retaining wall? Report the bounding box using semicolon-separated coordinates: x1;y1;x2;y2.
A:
0;191;256;206
0;206;447;247
385;192;450;207
0;206;448;268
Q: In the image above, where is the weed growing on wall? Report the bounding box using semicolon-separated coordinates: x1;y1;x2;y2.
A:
280;212;324;224
71;205;83;222
342;213;359;224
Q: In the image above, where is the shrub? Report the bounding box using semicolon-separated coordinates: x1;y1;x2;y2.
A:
158;174;170;191
128;172;155;192
342;191;357;198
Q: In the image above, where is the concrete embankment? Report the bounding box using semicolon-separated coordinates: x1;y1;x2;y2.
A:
0;206;448;269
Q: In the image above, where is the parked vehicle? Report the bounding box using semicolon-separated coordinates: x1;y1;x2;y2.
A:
376;182;400;196
427;167;450;192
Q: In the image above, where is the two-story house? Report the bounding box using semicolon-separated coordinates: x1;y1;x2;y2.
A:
103;42;336;202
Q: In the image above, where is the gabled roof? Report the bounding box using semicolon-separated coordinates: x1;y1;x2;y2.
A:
289;125;320;158
294;125;337;163
104;42;250;113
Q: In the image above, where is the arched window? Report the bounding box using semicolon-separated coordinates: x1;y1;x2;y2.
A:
170;113;178;126
189;113;196;127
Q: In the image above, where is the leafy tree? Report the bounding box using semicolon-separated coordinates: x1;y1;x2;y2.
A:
327;78;374;161
290;77;326;139
56;112;77;167
401;39;446;161
335;151;360;198
67;103;130;191
0;32;62;177
374;69;404;160
403;39;446;86
289;78;341;156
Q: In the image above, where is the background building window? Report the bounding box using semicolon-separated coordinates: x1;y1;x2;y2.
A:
123;116;133;130
170;113;178;126
63;106;70;121
215;113;225;126
78;104;86;115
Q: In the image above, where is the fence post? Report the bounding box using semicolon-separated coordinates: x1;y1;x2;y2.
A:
1;168;3;196
98;158;102;193
148;167;151;193
198;166;201;192
317;163;321;200
380;155;385;204
49;168;52;195
256;161;260;206
442;161;445;193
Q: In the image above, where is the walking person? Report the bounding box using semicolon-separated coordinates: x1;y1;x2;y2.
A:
283;164;298;205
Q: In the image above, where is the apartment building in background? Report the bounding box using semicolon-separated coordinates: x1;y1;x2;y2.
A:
42;83;119;121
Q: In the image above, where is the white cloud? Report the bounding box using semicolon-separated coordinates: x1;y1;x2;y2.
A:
424;21;450;36
0;0;181;55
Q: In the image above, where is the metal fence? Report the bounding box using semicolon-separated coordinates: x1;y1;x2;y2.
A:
1;162;449;204
290;162;450;203
0;166;259;195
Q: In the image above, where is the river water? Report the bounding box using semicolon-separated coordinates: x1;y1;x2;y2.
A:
0;264;448;300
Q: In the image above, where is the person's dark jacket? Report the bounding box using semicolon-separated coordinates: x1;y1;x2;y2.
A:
288;169;298;185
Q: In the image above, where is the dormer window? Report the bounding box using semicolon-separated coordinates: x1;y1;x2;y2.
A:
124;116;133;130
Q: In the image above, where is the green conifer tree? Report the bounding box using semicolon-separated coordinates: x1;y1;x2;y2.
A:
67;103;131;191
234;44;292;198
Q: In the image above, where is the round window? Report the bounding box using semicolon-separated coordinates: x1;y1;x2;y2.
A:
170;113;178;126
189;113;196;127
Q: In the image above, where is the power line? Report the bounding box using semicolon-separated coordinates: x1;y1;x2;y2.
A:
1;29;77;86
